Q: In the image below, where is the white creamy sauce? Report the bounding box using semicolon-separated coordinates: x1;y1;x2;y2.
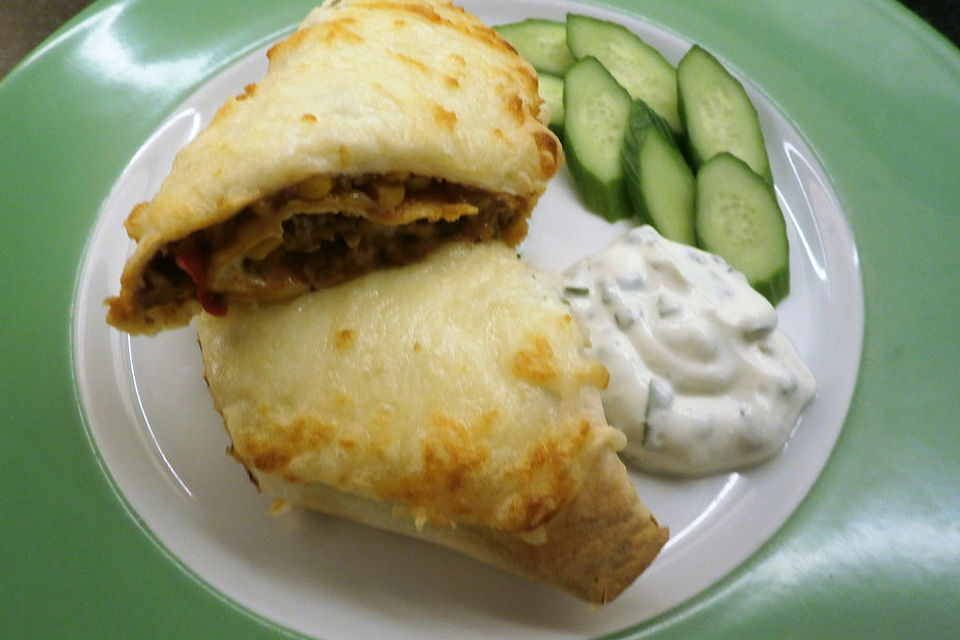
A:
562;225;815;476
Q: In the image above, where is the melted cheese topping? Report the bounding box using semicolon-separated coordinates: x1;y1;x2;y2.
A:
197;241;620;532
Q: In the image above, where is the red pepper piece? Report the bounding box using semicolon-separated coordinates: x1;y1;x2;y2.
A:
175;249;228;316
200;292;228;317
175;249;205;286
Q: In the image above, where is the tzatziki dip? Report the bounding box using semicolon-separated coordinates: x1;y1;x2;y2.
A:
562;225;815;476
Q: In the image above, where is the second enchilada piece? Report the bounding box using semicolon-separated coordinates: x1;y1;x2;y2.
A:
196;241;667;604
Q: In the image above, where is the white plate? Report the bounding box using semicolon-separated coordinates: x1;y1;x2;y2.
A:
73;1;863;638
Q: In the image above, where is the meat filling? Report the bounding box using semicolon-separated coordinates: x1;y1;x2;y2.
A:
136;174;529;313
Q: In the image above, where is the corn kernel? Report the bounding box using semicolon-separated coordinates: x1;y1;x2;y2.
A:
298;175;334;199
374;182;405;209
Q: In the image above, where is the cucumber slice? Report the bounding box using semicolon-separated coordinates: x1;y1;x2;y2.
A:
537;73;565;136
563;56;633;221
622;100;696;244
495;19;575;76
566;14;681;134
695;153;789;304
678;45;773;183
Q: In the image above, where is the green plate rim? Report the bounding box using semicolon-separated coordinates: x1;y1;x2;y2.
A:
2;1;958;638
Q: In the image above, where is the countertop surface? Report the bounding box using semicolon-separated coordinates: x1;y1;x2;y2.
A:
1;0;958;79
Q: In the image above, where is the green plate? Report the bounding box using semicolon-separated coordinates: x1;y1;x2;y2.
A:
2;1;958;638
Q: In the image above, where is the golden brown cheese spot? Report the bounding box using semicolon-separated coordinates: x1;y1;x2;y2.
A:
518;65;540;95
500;420;592;530
375;411;492;527
236;83;258;101
424;415;476;491
511;335;559;385
251;448;292;474
424;414;488;487
499;37;519;56
313;18;365;45
389;50;430;74
238;418;336;476
471;23;510;50
444;75;461;89
268;17;362;62
478;410;500;440
431;103;457;131
535;130;562;177
392;1;443;24
123;202;150;239
301;113;317;123
266;29;306;61
582;360;610;390
267;498;289;515
363;1;508;55
506;93;526;124
208;99;239;130
265;41;282;61
334;328;356;349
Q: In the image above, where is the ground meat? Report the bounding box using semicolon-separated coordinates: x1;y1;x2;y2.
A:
249;199;522;290
136;177;528;311
137;253;193;310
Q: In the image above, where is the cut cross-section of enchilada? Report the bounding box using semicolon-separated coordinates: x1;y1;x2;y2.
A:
107;0;562;334
196;241;668;604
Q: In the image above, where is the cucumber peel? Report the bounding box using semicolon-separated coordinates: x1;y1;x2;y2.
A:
678;45;773;183
566;13;682;134
537;73;565;137
622;100;696;244
563;56;633;221
695;153;789;303
495;19;575;76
